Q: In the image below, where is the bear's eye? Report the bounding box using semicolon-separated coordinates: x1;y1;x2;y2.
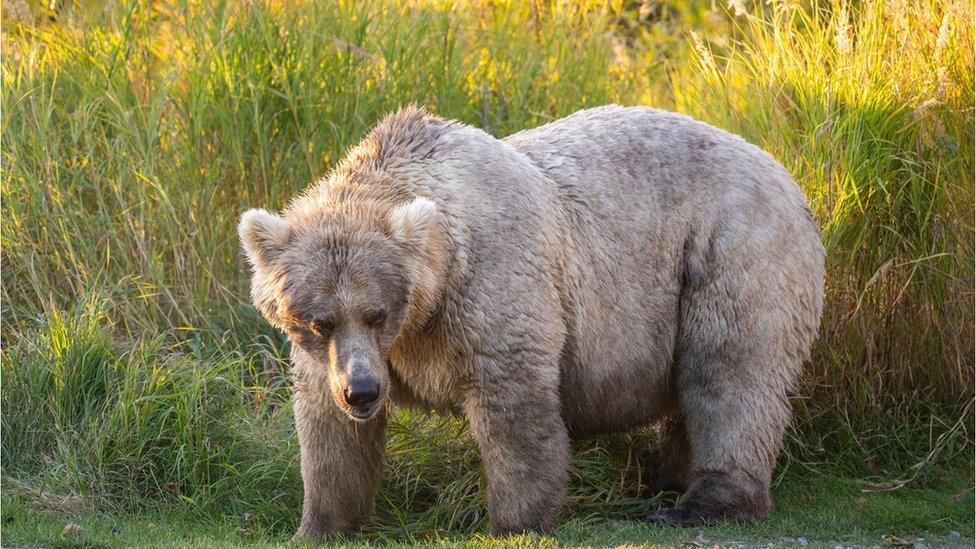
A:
364;310;387;328
310;319;335;338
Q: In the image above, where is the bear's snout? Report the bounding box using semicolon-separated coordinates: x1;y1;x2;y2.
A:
344;377;380;408
328;340;389;421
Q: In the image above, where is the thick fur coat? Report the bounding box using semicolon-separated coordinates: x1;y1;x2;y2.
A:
239;105;825;538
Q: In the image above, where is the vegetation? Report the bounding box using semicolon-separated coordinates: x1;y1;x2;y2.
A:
3;468;973;546
2;0;972;545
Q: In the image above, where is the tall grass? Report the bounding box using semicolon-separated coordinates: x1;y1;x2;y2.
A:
2;0;972;536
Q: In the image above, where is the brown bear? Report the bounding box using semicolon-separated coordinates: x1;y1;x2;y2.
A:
238;105;825;539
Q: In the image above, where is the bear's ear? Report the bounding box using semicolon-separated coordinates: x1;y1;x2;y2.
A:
239;208;291;269
387;197;439;247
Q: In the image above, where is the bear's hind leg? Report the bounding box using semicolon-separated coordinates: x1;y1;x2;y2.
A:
649;248;805;525
648;348;792;525
649;416;691;495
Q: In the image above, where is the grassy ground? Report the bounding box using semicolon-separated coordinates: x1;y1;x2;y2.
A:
1;0;973;547
3;467;973;548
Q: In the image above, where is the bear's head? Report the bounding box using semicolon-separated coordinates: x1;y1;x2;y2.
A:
238;196;446;421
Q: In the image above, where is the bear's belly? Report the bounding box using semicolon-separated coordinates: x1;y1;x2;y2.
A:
558;356;673;438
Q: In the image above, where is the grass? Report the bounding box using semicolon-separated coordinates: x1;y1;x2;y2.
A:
3;468;973;547
1;0;973;546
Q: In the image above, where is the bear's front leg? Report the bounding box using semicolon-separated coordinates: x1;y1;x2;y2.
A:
293;392;387;540
463;358;570;535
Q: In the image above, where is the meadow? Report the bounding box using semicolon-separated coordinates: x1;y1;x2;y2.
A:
1;0;973;546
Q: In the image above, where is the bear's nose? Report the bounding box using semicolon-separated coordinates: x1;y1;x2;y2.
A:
344;378;380;407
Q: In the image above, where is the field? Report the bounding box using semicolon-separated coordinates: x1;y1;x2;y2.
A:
1;0;973;546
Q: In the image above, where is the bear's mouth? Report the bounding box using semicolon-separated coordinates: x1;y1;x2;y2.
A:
348;405;381;422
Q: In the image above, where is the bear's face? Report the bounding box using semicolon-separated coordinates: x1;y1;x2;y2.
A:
279;236;407;421
238;198;444;421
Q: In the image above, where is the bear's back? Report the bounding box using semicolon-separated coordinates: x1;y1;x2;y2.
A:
501;106;823;435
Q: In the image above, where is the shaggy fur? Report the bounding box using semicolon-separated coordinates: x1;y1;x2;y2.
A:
238;105;825;538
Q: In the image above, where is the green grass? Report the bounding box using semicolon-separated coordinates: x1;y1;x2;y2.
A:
1;0;973;546
4;468;973;547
